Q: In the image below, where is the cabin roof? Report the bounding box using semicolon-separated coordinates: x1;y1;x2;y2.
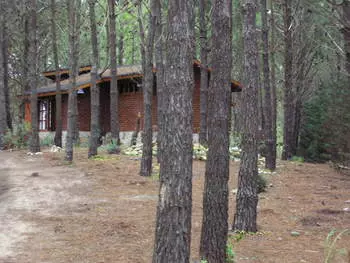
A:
32;65;143;97
42;65;92;80
26;62;242;97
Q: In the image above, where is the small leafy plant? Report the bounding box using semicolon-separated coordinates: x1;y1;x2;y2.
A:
40;134;54;147
226;241;236;263
324;229;349;263
107;140;120;154
290;156;304;163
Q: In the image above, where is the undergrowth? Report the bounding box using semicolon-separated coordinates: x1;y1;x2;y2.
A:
324;229;349;263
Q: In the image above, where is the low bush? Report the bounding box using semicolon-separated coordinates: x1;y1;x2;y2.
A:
3;123;31;149
40;134;54;147
107;140;121;154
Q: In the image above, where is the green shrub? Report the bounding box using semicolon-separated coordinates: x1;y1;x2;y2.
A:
324;229;349;263
107;140;120;154
40;134;54;147
290;156;304;163
226;242;236;263
4;123;31;149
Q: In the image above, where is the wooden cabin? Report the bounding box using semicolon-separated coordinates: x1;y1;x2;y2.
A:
24;61;242;142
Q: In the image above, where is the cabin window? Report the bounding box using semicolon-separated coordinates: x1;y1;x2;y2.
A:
39;100;52;131
119;81;140;94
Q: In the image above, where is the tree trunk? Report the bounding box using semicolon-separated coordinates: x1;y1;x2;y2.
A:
140;1;156;177
50;0;62;148
131;112;141;146
154;0;164;164
199;0;232;261
198;0;209;145
118;25;124;65
232;0;244;133
108;0;120;144
131;32;136;64
233;0;259;232
105;20;110;66
28;0;40;153
152;1;194;262
65;0;80;162
343;1;350;82
88;0;100;158
261;0;275;170
19;13;30;123
269;0;277;168
282;0;294;160
2;24;11;131
73;0;81;144
0;3;6;150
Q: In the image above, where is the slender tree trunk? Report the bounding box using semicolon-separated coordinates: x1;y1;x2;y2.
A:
152;0;194;261
270;0;277;166
198;0;209;145
282;0;294;160
200;0;232;261
131;112;141;146
50;0;62;147
73;0;81;144
140;1;156;177
232;0;244;133
19;13;30;123
261;0;275;170
343;1;350;82
233;0;259;232
131;32;136;64
258;59;264;133
118;25;124;65
108;0;120;144
0;3;6;150
28;0;40;153
2;24;11;131
65;0;80;161
88;0;100;158
105;21;109;66
154;0;164;163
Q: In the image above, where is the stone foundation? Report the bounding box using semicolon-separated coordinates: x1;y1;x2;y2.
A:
40;131;199;147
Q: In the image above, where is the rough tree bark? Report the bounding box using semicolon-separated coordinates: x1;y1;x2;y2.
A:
198;0;209;145
261;0;275;170
152;0;194;262
154;0;164;164
2;21;11;131
88;0;100;158
108;0;120;144
232;0;244;133
139;1;156;177
0;2;6;150
270;0;277;170
19;12;30;123
28;0;40;153
233;0;259;232
118;24;124;65
343;1;350;81
131;112;141;146
50;0;62;148
282;0;294;160
199;0;232;261
65;0;80;161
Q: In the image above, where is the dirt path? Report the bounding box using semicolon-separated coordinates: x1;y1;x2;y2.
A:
0;151;90;262
0;150;349;263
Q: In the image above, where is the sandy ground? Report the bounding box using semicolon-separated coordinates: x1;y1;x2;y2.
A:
0;149;349;263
